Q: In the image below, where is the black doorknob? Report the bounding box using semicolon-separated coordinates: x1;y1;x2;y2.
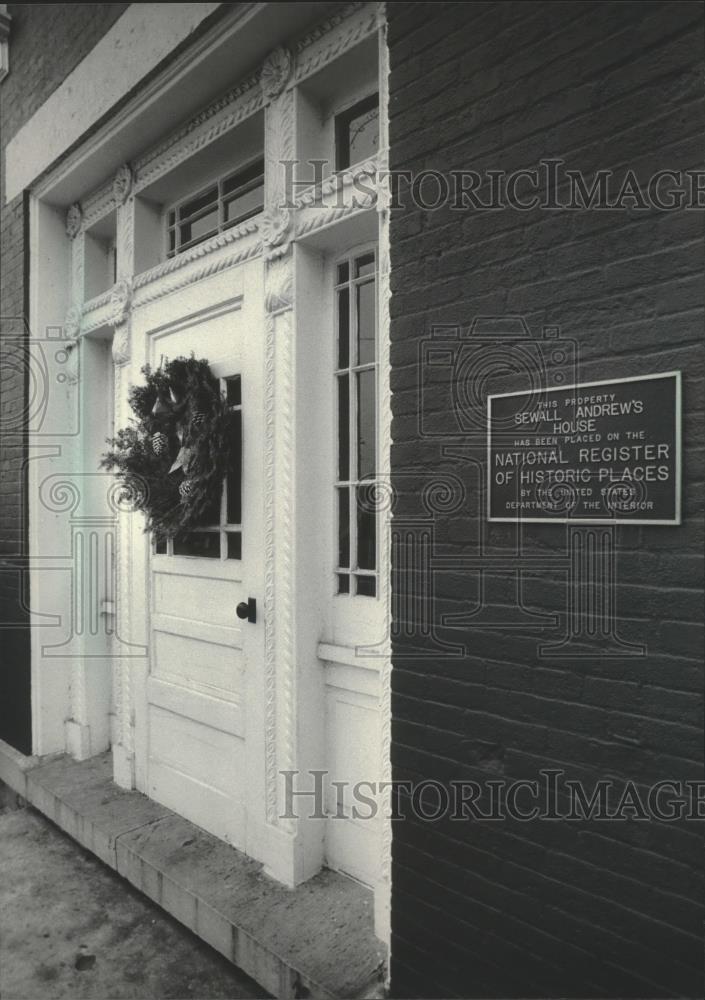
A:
236;598;256;623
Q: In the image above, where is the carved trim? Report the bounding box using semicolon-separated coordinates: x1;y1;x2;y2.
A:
111;323;131;367
113;163;133;206
295;158;379;241
66;203;82;239
260;46;292;101
110;279;132;326
81;182;115;231
262;308;278;824
132;221;261;309
79;290;114;335
260;206;292;261
134;74;262;193
64;305;82;340
294;2;378;84
264;256;293;313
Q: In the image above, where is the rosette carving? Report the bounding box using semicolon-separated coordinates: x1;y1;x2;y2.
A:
261;46;292;101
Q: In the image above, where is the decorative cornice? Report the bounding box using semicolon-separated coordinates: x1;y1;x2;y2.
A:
81;182;114;231
294;2;378;84
295;158;379;240
113;163;133;205
134;74;262;193
260;46;292;101
66;202;83;239
132;219;261;308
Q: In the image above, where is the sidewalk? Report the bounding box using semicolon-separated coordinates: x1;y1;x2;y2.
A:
0;800;268;999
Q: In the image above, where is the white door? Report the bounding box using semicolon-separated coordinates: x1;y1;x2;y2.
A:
132;262;265;851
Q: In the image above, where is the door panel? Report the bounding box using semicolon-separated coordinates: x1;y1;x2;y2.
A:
130;263;264;852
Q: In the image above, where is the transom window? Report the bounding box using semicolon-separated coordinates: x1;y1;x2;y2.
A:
335;93;379;171
154;375;242;559
335;250;377;597
166;159;264;258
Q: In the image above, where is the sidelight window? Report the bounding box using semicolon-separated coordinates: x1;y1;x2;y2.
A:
335;250;378;596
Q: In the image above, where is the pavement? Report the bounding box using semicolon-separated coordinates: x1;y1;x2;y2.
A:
0;796;269;999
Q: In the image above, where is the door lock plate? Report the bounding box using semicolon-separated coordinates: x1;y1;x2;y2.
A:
236;597;256;624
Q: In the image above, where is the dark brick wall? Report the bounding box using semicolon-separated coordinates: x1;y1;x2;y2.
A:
0;3;127;752
388;3;704;997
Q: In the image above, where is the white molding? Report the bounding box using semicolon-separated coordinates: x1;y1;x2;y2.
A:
295;157;379;242
135;73;263;194
293;2;378;84
6;4;223;202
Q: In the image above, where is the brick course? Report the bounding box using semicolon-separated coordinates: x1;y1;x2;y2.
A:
388;2;704;997
0;4;127;752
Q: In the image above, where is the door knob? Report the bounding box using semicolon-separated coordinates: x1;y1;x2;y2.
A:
236;598;256;624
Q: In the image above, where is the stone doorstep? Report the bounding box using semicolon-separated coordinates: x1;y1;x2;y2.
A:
0;743;387;999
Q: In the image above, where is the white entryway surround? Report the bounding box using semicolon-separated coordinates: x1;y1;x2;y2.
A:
26;2;392;945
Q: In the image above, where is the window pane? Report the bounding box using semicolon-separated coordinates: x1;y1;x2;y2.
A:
348;106;379;166
336;261;349;285
223;160;264;195
196;489;221;527
154;537;167;555
179;186;217;219
180;208;218;246
227;408;242;525
338;487;350;568
355;575;376;597
357;369;376;479
224;183;264;225
226;374;241;407
227;532;242;560
337;374;349;481
173;532;220;558
355;253;375;278
338;574;350;594
356;280;376;365
337;287;350;369
356;484;376;570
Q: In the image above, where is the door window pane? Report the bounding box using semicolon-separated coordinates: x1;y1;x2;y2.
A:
173;532;220;558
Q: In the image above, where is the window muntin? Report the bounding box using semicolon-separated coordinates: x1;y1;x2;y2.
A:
335;94;379;172
335;250;378;597
154;374;242;560
166;160;264;258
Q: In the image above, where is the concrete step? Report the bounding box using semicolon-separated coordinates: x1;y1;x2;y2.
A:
0;741;386;999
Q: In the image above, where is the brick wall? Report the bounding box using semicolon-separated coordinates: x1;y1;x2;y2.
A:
388;3;704;997
0;3;127;752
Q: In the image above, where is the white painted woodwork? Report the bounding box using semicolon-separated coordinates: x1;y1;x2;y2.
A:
25;1;391;951
127;263;265;853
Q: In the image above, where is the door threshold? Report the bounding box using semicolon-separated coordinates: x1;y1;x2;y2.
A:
0;741;386;999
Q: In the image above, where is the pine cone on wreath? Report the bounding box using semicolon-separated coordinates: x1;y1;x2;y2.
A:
191;410;206;427
152;432;168;456
179;478;194;500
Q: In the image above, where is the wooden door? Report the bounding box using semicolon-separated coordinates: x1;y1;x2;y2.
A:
132;265;264;850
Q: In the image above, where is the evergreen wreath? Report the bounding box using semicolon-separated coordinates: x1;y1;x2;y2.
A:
102;356;234;540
